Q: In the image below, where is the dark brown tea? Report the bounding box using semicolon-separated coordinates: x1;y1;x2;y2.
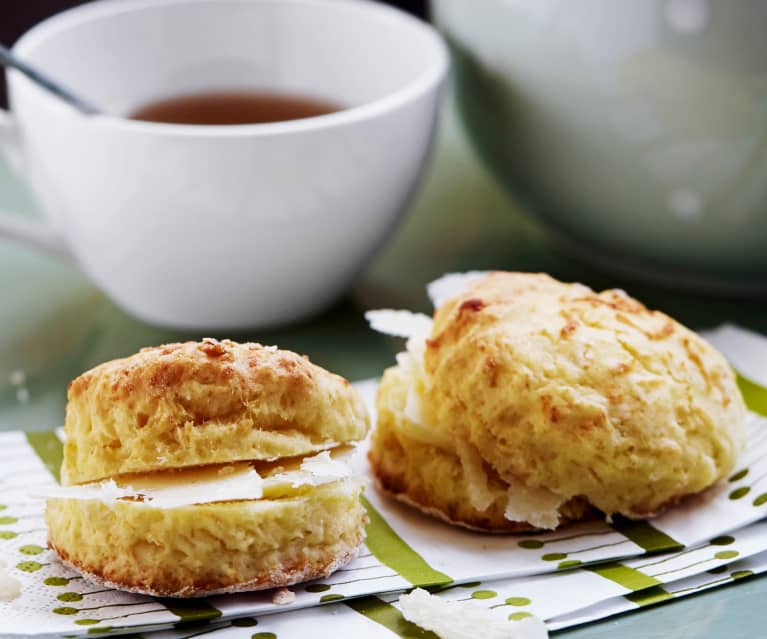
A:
128;90;341;125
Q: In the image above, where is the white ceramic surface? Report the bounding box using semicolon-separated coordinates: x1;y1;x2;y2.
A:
433;0;767;292
0;0;448;328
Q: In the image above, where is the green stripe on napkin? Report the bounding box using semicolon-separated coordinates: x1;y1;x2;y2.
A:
737;373;767;417
625;585;674;606
346;596;439;639
25;431;63;484
156;599;222;627
586;563;662;591
362;496;452;586
611;518;683;553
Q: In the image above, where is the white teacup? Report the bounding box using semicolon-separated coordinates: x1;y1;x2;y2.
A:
0;0;448;329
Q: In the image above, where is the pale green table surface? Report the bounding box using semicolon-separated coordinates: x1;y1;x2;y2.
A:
1;97;765;636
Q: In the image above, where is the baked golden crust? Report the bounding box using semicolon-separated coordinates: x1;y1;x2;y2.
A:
370;366;592;531
46;480;366;597
421;272;746;519
63;339;369;485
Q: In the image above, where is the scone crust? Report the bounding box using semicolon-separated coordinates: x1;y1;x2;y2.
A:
63;339;369;485
370;367;592;531
45;481;367;597
424;272;747;518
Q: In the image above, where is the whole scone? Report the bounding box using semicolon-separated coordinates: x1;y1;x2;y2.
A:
46;339;369;596
368;272;747;530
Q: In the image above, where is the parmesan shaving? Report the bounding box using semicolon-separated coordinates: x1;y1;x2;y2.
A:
427;271;488;308
367;307;447;445
292;451;352;486
365;309;433;340
402;334;428;387
35;479;136;503
454;439;504;512
398;415;453;449
504;485;564;530
36;466;265;508
34;452;353;508
133;468;265;509
395;326;453;448
368;298;486;453
403;385;426;426
0;560;21;601
405;332;428;365
272;587;296;605
399;588;548;639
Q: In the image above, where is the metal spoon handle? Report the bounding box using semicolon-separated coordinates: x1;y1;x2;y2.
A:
0;43;100;115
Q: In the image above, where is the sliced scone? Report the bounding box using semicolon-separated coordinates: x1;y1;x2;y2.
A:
45;339;369;596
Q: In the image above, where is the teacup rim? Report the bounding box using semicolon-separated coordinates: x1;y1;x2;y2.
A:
11;0;449;137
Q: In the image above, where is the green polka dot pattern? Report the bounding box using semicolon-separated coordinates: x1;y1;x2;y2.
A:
505;597;532;606
57;592;84;602
320;594;345;603
44;577;71;586
518;540;544;549
304;584;331;593
232;618;259;627
542;552;567;561
732;570;754;580
729;468;749;482
729;487;751;500
710;536;735;546
509;612;533;621
19;544;44;555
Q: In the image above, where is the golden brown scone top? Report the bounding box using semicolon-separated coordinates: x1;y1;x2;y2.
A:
423;272;746;518
63;339;369;485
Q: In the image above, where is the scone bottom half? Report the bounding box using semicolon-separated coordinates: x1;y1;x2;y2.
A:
45;338;370;597
367;271;747;533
